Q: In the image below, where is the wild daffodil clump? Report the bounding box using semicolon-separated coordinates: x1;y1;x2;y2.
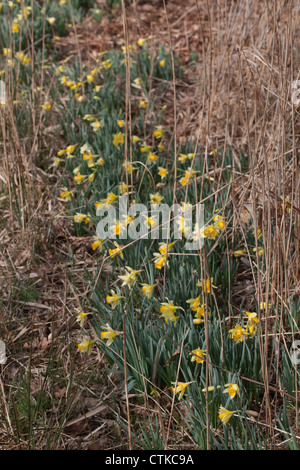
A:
52;34;298;449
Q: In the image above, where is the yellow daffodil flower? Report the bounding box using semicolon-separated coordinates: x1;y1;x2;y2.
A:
171;381;194;400
153;126;165;139
223;383;240;399
76;312;89;327
234;249;247;257
190;348;206;363
160;300;183;324
218;406;237;424
100;324;122;346
108;241;124;259
91;120;102;131
229;324;248;343
91;236;104;252
78;338;95;355
158;241;176;255
118;266;141;288
196;277;216;294
150;192;163;204
186;295;201;311
147;153;158;163
158;167;168;179
153;252;168;270
59;188;72;201
106;290;124;309
113;132;125;147
141;283;155;299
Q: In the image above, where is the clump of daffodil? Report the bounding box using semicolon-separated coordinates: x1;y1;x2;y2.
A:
106;290;124;309
160;300;183;324
189;348;206;364
76;312;89;328
229;324;248;343
141;283;155;299
118;266;141;288
108;241;124;259
78;338;95;355
218;406;237;424
223;383;240;399
171;381;194;400
100;324;123;346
